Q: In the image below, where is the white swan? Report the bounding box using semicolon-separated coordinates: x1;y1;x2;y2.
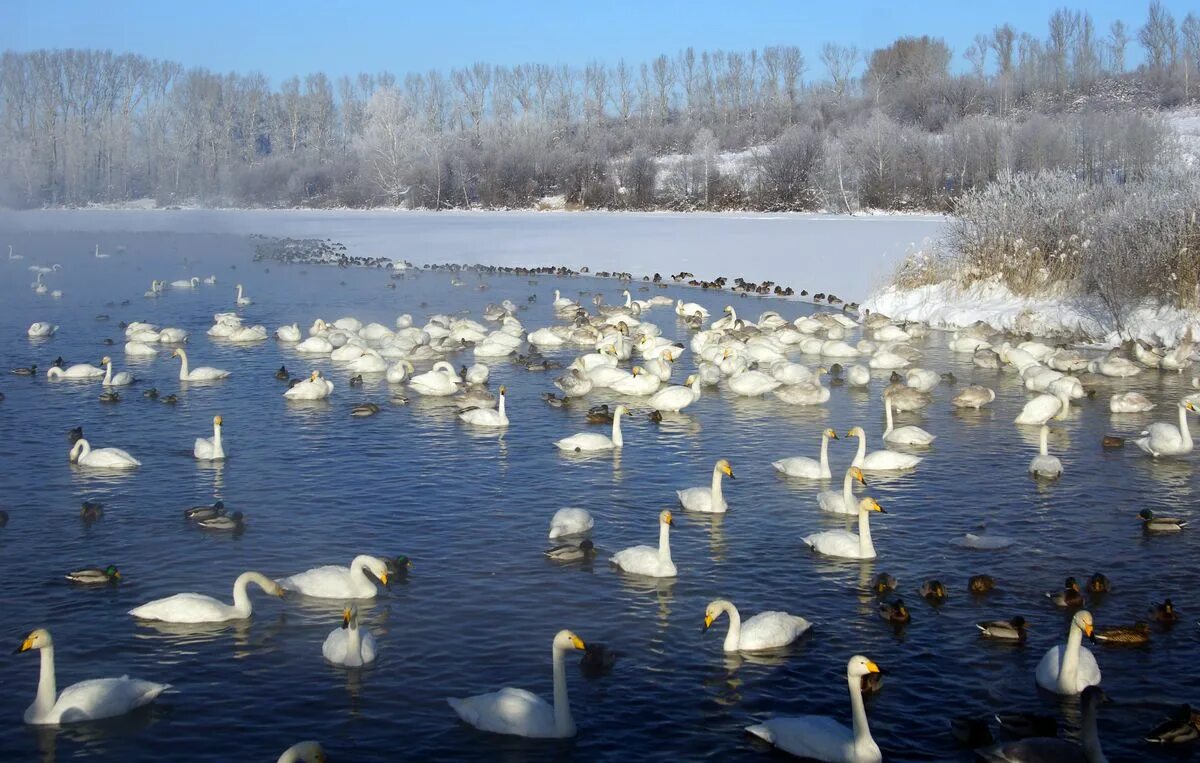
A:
15;629;170;725
99;356;134;386
409;361;462;396
276;323;302;342
69;439;140;469
729;368;782;397
847;365;871;387
284;371;334;400
1029;425;1062;479
386;360;415;384
555;405;630;452
277;741;326;763
47;363;105;380
448;629;586;738
295;336;334;354
125;341;157;356
847;427;921;471
460;386;509;427
128;571;282;623
170;277;199;289
647;375;701;412
1015;389;1070;425
1035;610;1101;695
882;392;935;445
322;605;377;667
611;510;676;577
172;348;230;381
235;283;251;306
1135;401;1197;457
773;429;838;479
803;497;886;560
27;322;56;337
552;289;576;310
703;599;812;652
1109;392;1155;413
677;459;735;513
818;466;866;515
277;555;391;599
746;655;883;762
194;415;225;460
549;508;594;538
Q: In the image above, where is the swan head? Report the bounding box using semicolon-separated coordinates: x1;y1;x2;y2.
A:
499;386;506;396
309;370;320;381
553;629;587;652
213;415;223;427
846;426;865;439
342;605;358;630
171;348;184;358
614;405;632;418
823;428;839;440
659;510;674;527
858;496;885;514
847;654;882;679
716;459;735;479
282;741;327;763
851;466;866;485
1185;400;1198;413
101;356;112;365
13;628;51;653
1072;610;1095;639
702;599;732;632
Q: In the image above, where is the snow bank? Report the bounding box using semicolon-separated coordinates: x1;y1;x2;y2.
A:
1168;107;1200;169
864;276;1200;349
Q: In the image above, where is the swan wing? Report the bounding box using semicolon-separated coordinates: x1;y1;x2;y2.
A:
42;677;170;724
322;628;377;664
861;450;921;471
193;438;213;459
611;545;669;576
447;687;557;738
746;715;855;761
128;593;233;623
555;433;613;451
677;487;715;512
773;457;821;478
549;508;593;538
1035;644;1098;693
739;612;812;650
278;565;374;599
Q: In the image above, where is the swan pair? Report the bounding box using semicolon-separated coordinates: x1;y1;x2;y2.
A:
459;386;509;427
194;415;225;460
128;571;283;623
677;459;734;513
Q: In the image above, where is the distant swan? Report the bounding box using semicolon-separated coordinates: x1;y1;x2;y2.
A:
193;415;225;460
235;283;252;306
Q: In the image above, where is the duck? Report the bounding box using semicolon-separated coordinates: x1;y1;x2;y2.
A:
1150;599;1179;623
878;598;910;624
977;686;1107;763
1135;400;1198;456
702;599;812;652
11;364;37;376
968;575;996;594
585;404;613;424
773;429;838;479
1029;425;1062;478
949;716;994;747
872;573;897;595
745;655;883;763
69;438;140;469
183;500;225;521
847;427;921;471
193;415;225;460
14;628;170;725
993;712;1058;739
1110;392;1155;413
952;384;995;409
277;741;327;763
882;390;935;445
79;501;104;521
322;605;377;667
1144;704;1200;744
976;616;1029;642
351;403;381;418
283;370;334;400
803;497;886;560
276;554;391;599
818;466;867;515
459;386;509;427
1086;573;1111;594
1094;622;1150;645
677;459;735;513
920;580;947;602
1139;509;1187;532
611;510;676;577
1047;577;1085;608
549;507;594;539
128;571;282;623
65;565;121;585
555;405;630;452
99;390;121;404
448;629;586;738
198;511;244;531
579;642;618;678
1035;610;1100;694
544;539;597;562
172;348;230;381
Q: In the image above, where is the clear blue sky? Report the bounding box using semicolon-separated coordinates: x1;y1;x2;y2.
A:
2;0;1190;83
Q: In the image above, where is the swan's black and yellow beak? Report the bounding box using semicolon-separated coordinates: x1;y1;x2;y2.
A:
342;608;352;629
378;571;389;586
13;636;33;654
702;613;714;633
569;633;586;651
865;660;883;674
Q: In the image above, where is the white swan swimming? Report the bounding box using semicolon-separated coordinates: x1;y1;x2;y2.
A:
647;375;702;412
170;276;200;289
69;438;140;469
549;508;594;538
774;429;838;479
277;555;391;599
277;741;326;763
322;605;377;667
194;415;225;460
745;655;883;762
235;283;252;306
847;427;921;471
409;361;462;396
882;391;935;445
27;322;56;338
1035;610;1101;695
677;459;735;513
847;365;871;387
125;341;158;356
98;356;134;387
276;323;302;342
729;368;782;396
703;599;812;652
552;289;577;310
817;466;867;515
611;510;676;577
15;628;170;725
47;363;105;380
555;405;630;452
459;386;509;427
172;348;230;381
1135;400;1197;457
128;571;282;623
1014;388;1070;426
448;629;586;738
284;370;334;400
803;497;886;560
1029;425;1062;479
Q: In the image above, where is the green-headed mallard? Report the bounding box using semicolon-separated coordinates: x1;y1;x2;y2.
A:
1140;509;1187;532
66;564;121;585
1047;577;1084;607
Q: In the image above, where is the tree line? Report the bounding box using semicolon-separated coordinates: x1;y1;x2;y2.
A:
0;2;1195;211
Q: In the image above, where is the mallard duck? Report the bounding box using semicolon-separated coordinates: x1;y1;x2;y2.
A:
351;403;381;417
542;392;566;408
0;510;8;526
579;642;618;679
1047;577;1084;607
878;598;910;624
1087;573;1111;593
920;580;947;602
949;716;994;747
586;404;613;424
79;501;103;521
1094;622;1150;645
1102;434;1124;448
1150;599;1180;623
872;573;897;595
976;616;1029;642
1145;704;1200;744
67;426;83;443
386;555;413;581
184;500;225;521
11;364;37;376
198;511;244;530
276;365;289;380
993;712;1058;738
99;391;120;404
969;575;996;594
544;540;596;562
648;410;663;423
860;671;884;695
66;565;121;584
142;388;159;399
161;394;178;405
348;374;363;387
391;393;409;405
1140;508;1187;532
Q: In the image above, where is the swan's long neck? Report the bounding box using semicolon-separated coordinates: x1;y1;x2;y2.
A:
103;361;112;385
1039;426;1050;456
1179;405;1192;448
1081;694;1107;763
847;671;874;751
728;307;737;323
177;351;190;379
842;468;855;507
551;644;574;736
231;572;270;617
858;506;876;558
346;619;363;663
349;555;376;591
212;422;224;458
1053;391;1070;420
883;398;894;436
853;434;866;467
624;291;632;307
47;367;63;379
658;521;672;564
498;394;507;422
236;285;244;300
32;645;58;720
711;465;725;505
691;376;702;399
70;440;89;461
722;602;743;652
818;433;830;473
1059;619;1084;693
611;413;624;447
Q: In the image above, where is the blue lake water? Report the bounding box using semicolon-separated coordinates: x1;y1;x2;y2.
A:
0;225;1197;761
